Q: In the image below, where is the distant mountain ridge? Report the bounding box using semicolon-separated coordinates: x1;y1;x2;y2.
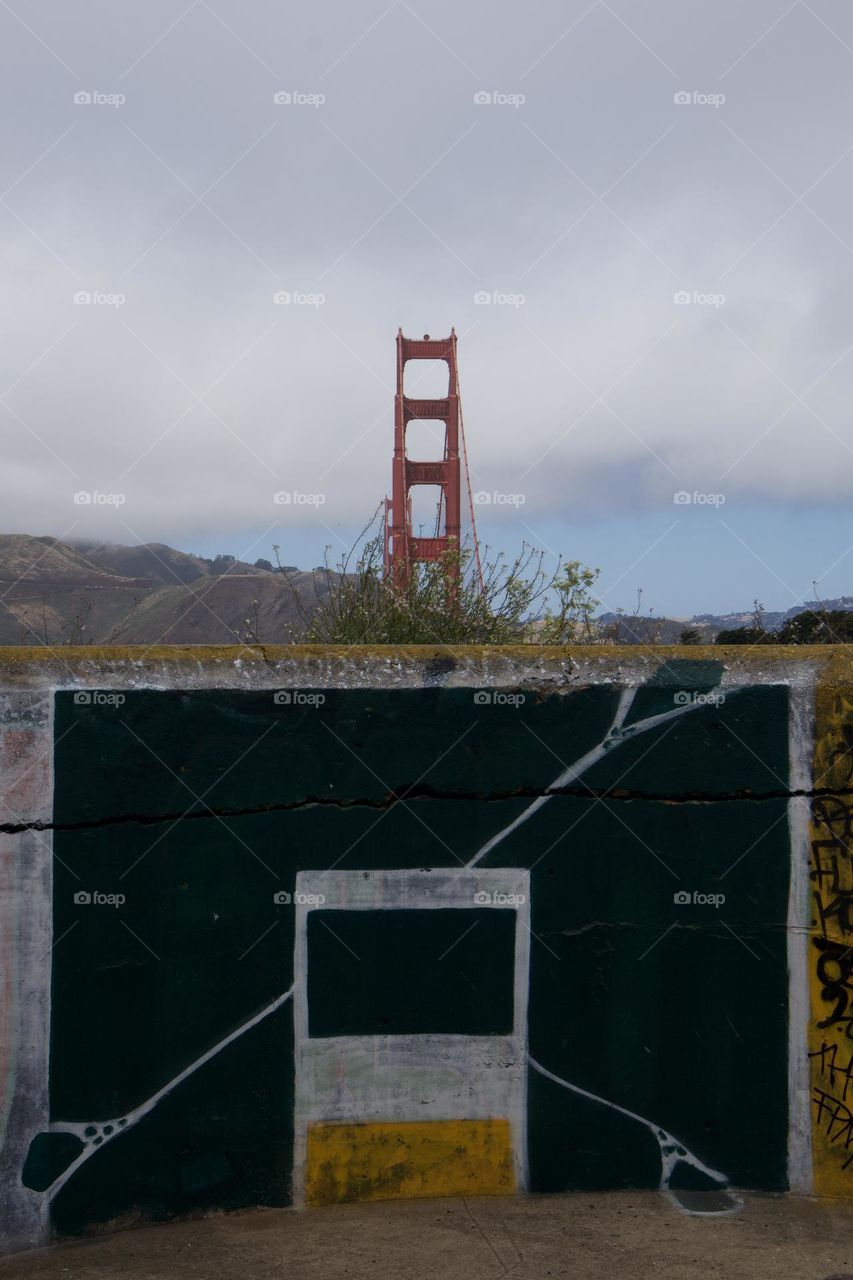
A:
0;535;328;646
66;538;266;586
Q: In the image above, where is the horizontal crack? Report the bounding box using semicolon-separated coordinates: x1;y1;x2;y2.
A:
2;782;849;837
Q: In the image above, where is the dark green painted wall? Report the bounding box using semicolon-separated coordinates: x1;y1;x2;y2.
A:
42;669;791;1233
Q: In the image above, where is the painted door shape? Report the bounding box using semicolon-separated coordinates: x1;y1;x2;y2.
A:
292;868;530;1205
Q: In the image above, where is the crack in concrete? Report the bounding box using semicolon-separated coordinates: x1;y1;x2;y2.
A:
542;921;796;937
1;782;849;836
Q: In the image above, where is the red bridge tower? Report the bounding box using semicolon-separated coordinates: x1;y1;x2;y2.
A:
384;329;461;587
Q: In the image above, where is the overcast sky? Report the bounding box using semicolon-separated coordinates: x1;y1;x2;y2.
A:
2;0;852;615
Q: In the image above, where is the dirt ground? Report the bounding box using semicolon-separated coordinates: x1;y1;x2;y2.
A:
1;1191;851;1280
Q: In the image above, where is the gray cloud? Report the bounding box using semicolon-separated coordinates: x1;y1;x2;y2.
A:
1;0;852;551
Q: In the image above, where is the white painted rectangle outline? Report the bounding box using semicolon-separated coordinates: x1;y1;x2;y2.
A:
292;868;530;1206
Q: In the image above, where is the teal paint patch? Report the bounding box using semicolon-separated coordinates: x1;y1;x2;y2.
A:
44;679;792;1234
21;1134;83;1194
528;1070;663;1191
306;908;516;1036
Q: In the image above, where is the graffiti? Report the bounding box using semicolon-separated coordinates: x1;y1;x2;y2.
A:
809;690;853;1191
829;723;853;786
813;1090;853;1170
810;1044;853;1171
811;1042;853;1104
814;938;853;1035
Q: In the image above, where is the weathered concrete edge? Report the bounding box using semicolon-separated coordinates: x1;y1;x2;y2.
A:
0;644;845;690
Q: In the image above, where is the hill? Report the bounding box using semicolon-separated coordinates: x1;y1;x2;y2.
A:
598;598;853;644
0;536;328;646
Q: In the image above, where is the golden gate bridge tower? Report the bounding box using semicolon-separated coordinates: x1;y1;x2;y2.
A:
384;328;482;590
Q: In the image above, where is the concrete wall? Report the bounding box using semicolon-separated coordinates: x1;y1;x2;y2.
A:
0;644;850;1250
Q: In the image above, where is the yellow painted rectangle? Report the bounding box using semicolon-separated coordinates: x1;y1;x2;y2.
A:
305;1118;515;1206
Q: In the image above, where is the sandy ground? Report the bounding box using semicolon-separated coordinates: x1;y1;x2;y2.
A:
1;1191;851;1280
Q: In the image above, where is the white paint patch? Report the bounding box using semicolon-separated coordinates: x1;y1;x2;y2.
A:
786;681;815;1193
0;692;54;1254
297;1036;525;1125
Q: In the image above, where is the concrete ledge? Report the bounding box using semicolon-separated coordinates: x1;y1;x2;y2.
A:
0;643;847;690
